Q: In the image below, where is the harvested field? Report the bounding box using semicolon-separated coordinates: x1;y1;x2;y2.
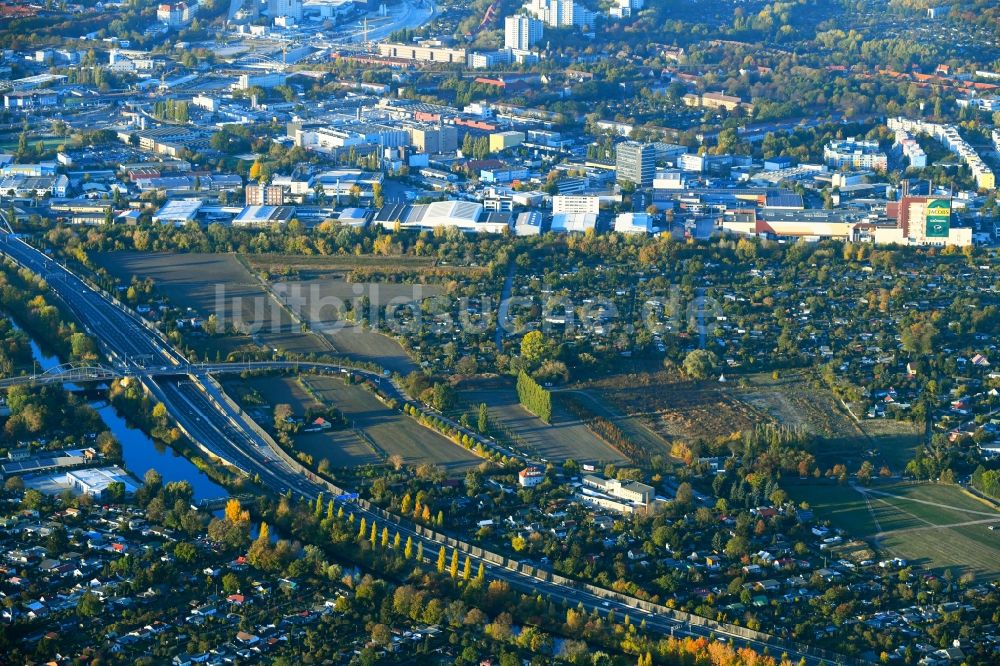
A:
586;370;907;468
588;371;766;446
301;375;482;474
457;377;628;465
271;276;440;375
223;376;381;468
93;252;329;357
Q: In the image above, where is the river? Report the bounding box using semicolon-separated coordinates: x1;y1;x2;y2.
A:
20;325;227;502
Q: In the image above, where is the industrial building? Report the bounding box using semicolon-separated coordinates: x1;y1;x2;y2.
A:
489;131;525;153
377;42;467;64
373;200;509;233
232;205;296;226
65;466;138;499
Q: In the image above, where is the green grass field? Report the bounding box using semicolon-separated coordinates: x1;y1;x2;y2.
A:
790;480;1000;579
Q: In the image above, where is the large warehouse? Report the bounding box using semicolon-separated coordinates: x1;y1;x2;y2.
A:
373;200;509;233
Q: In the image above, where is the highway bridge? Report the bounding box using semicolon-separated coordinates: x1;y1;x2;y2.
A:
0;228;863;665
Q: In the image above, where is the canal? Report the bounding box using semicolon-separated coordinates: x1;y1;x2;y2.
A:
20;323;228;502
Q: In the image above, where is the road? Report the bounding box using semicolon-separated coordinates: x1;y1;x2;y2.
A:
0;228;859;665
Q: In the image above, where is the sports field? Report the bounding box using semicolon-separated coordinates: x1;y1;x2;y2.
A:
789;480;1000;579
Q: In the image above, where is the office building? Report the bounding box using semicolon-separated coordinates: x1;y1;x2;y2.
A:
552;194;600;214
877;196;972;247
615;141;655;187
504;15;544;51
245;184;285;206
579;474;655;514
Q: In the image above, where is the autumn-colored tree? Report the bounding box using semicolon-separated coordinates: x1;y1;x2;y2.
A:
224;498;249;525
436;546;446;574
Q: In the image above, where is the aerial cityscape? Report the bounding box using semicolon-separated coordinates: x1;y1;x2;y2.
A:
0;0;999;663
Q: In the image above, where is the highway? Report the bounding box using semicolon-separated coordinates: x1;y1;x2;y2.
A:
0;230;861;665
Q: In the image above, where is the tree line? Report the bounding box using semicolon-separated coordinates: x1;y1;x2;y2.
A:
517;370;552;423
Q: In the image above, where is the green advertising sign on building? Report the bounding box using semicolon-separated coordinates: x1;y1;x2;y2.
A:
925;198;950;238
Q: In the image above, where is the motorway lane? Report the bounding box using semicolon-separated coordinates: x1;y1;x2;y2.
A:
0;232;851;665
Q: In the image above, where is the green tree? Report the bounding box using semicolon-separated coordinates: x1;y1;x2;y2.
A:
682;349;717;379
477;402;489;434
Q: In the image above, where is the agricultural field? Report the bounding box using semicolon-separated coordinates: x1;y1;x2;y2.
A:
789;480;1000;579
271;276;441;375
223;375;381;469
457;377;629;465
300;374;482;474
92;252;330;358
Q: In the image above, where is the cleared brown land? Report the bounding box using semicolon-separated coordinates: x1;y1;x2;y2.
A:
458;377;628;465
590;371;767;445
559;389;673;459
93;252;329;357
301;375;482;474
223;376;381;469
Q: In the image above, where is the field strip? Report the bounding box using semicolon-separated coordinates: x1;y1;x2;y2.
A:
860;487;1000;517
235;254;338;353
876;516;1000;538
870;493;934;528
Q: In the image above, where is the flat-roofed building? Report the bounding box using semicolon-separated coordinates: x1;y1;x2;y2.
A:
152;199;203;225
65;466;138;499
580;474;655;513
232;205;296;226
552;194;600;214
377;42;467;64
616;141;655;187
489;131;525;153
245;183;284;206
